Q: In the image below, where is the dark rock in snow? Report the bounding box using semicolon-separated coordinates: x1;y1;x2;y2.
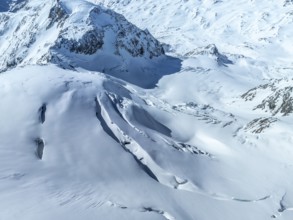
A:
35;138;45;160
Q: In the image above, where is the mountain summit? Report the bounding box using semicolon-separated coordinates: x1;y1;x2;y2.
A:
0;0;180;87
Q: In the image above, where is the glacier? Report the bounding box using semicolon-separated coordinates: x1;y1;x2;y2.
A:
0;0;293;219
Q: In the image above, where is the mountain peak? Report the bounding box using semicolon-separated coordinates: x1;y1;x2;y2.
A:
0;0;180;88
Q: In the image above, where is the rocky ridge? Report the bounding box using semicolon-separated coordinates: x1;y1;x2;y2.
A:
0;0;167;85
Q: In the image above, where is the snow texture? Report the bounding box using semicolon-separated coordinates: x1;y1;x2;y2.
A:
1;0;293;220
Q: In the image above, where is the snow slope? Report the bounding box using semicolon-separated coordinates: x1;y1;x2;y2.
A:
1;0;293;220
1;65;293;220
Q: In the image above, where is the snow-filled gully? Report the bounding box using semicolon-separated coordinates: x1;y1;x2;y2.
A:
94;94;199;190
95;96;160;182
94;93;273;206
23;83;274;215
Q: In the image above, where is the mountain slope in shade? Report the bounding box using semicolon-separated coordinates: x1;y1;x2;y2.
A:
0;0;26;12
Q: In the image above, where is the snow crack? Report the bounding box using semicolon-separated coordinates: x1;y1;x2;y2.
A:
141;207;176;220
35;138;45;160
38;103;47;124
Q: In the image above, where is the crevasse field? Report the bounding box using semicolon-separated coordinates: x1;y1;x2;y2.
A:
1;0;293;219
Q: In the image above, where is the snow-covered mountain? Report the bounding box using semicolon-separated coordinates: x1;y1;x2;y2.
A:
94;0;293;80
0;0;180;88
94;0;293;131
1;0;293;220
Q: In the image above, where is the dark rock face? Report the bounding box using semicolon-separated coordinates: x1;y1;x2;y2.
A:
35;138;45;160
241;83;273;101
185;44;233;66
50;4;164;58
0;1;42;72
172;142;213;157
255;87;293;116
55;29;104;55
242;79;293;116
38;103;47;124
284;0;293;6
0;0;177;89
47;2;68;28
87;7;164;58
0;0;166;73
116;29;164;58
245;117;278;134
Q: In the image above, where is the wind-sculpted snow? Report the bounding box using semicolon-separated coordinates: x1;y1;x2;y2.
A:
0;65;293;220
1;0;293;219
0;66;212;219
